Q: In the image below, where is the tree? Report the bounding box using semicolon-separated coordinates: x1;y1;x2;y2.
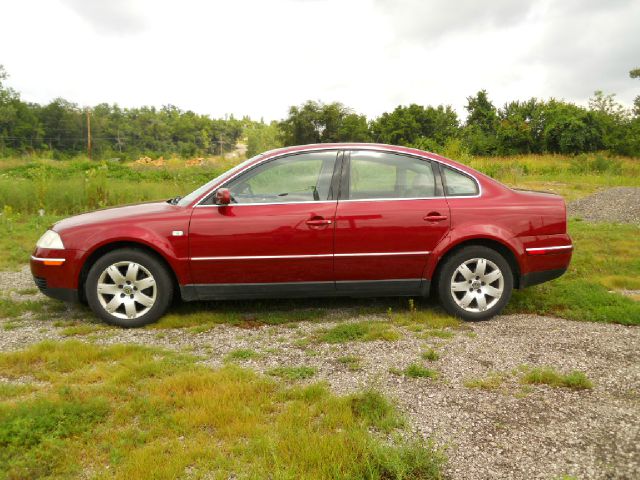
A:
631;68;640;118
542;100;604;154
463;90;498;155
246;121;283;157
371;104;458;147
279;101;371;146
496;99;544;154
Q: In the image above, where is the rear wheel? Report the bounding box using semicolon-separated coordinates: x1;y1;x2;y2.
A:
437;246;513;321
85;248;173;327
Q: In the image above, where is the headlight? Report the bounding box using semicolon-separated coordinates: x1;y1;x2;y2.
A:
36;230;65;249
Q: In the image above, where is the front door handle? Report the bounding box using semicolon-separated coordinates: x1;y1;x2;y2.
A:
306;218;333;227
424;213;448;222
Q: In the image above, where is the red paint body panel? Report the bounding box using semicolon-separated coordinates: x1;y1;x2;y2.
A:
29;143;572;300
188;202;337;283
333;199;450;281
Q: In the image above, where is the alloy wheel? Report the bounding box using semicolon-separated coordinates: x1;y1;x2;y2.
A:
450;257;504;313
96;261;157;320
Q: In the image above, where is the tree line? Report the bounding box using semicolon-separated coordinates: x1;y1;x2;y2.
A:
1;64;639;160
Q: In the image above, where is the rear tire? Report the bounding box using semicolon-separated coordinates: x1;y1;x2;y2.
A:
85;248;173;327
437;246;513;321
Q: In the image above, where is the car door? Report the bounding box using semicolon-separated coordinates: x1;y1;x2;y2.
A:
188;150;341;298
333;150;450;294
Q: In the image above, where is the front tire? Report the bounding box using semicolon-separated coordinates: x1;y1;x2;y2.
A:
437;246;513;321
85;248;173;327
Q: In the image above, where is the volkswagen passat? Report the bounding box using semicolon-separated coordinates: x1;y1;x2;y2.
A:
31;144;573;327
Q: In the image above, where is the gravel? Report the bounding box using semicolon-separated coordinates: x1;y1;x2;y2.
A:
1;283;639;479
567;187;640;224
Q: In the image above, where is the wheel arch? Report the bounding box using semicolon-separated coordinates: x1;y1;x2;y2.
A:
429;237;521;296
78;241;180;303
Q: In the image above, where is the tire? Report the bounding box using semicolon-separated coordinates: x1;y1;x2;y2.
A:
85;248;173;327
437;246;513;321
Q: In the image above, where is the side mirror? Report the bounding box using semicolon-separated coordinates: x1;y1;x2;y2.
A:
215;188;231;205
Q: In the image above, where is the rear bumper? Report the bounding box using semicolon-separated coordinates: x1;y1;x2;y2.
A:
519;268;567;288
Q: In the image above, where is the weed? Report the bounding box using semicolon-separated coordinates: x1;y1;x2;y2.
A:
319;321;400;343
421;349;440;361
418;329;455;340
404;364;439;379
463;373;505;390
60;324;104;337
0;341;443;479
521;367;593;390
337;355;362;371
349;390;403;432
224;349;260;362
266;366;317;381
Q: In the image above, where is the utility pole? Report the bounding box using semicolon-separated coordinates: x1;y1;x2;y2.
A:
86;108;92;160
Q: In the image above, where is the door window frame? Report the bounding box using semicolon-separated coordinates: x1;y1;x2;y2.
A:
338;150;445;202
193;147;482;208
197;150;344;207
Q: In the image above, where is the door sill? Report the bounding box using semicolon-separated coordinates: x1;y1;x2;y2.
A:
180;279;428;301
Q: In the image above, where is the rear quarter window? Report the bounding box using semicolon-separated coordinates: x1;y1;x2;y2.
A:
442;166;479;196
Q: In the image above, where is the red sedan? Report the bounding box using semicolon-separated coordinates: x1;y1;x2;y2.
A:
31;144;572;327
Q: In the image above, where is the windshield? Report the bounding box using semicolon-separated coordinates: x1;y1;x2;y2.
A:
176;155;263;206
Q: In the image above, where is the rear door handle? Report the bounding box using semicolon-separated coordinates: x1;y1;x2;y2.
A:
424;213;448;222
306;218;333;226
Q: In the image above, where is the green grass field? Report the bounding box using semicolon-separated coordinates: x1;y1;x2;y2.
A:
1;152;639;324
1;152;638;478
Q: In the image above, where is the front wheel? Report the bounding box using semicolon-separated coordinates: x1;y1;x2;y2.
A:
437;246;513;321
85;248;173;327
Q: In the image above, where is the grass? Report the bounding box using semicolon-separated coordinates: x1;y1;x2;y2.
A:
0;341;444;479
418;330;455;340
150;302;327;330
2;153;640;327
318;321;401;343
337;355;363;371
388;301;460;330
469;153;640;201
421;349;440;361
521;367;593;390
463;373;506;390
404;364;439;379
266;366;317;381
508;220;640;325
224;348;260;362
59;324;105;337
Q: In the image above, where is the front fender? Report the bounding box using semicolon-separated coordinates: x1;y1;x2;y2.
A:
76;225;190;287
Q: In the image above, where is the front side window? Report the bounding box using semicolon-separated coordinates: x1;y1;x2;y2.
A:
442;166;479;196
347;151;437;200
224;151;338;204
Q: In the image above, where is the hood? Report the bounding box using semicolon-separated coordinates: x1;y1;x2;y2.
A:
53;201;179;232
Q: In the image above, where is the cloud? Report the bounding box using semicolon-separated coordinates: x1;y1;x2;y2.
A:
374;0;538;42
60;0;147;34
532;0;640;104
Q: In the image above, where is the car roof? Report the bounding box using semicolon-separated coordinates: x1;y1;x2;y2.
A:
260;143;468;171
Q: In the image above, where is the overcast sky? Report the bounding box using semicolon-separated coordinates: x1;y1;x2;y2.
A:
1;0;639;121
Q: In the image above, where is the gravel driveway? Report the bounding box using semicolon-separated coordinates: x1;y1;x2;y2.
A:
1;266;639;480
568;187;640;224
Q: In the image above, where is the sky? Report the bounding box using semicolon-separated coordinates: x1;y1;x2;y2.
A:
1;0;639;121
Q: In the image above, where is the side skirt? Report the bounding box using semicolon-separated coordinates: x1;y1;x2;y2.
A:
180;279;429;301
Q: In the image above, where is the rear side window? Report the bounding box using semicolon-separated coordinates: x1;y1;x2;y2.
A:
442;166;479;196
347;151;437;200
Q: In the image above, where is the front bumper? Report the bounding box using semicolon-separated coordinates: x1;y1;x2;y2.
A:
30;248;84;303
32;275;79;302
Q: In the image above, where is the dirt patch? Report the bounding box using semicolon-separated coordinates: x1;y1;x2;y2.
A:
568;187;640;224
